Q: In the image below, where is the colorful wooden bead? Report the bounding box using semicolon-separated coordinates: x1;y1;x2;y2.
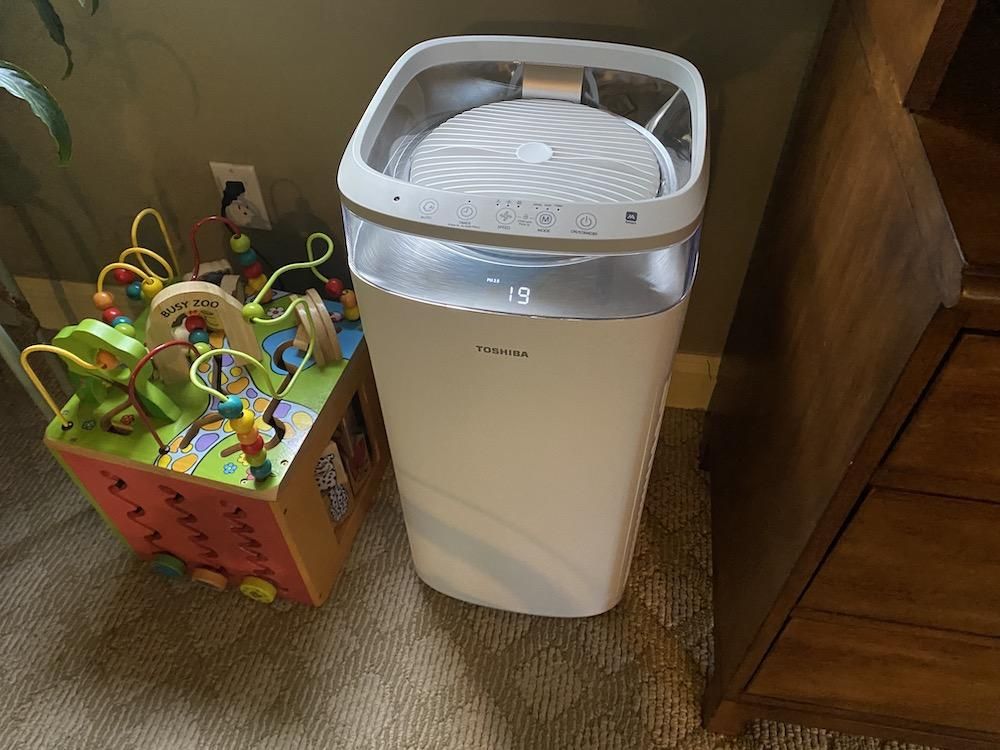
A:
114;322;136;338
324;278;345;298
229;411;255;434
242;435;265;455
126;280;143;300
191;567;227;591
239;575;276;603
95;349;119;370
246;450;268;468
250;459;272;479
188;329;210;345
113;268;137;285
236;249;258;267
237;428;260;445
93;291;114;310
218;395;244;419
230;233;252;253
242;302;265;322
172;326;190;342
343;305;361;321
340;290;357;308
101;307;123;325
193;341;212;355
246;275;267;294
111;315;132;327
150;553;186;578
241;261;264;279
141;277;164;301
184;315;207;332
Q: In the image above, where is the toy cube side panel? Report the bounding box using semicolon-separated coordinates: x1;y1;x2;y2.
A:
48;443;131;548
57;450;314;604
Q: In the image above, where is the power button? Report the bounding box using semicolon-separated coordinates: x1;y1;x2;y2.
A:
576;213;597;230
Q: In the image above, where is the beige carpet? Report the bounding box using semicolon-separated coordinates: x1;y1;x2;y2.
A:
0;363;931;749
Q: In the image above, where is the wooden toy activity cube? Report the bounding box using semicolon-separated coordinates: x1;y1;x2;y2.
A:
24;211;387;606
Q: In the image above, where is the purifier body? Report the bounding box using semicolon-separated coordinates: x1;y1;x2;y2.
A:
356;277;687;615
339;36;709;616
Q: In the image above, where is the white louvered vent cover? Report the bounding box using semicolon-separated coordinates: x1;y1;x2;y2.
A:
408;99;661;203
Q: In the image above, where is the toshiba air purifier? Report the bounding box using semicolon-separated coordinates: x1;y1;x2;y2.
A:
338;36;708;617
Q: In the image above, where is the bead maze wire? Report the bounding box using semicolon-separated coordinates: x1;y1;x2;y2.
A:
187;297;316;403
130;208;179;279
189;215;243;281
127;340;200;452
20;344;116;428
95;261;153;292
117;246;175;282
244;232;335;305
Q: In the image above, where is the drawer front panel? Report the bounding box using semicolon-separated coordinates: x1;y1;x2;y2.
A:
886;333;1000;486
749;616;1000;734
802;488;1000;636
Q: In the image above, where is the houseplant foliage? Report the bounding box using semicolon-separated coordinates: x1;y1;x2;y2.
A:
2;0;98;165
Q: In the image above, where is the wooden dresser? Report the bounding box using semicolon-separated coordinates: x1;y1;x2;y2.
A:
703;0;1000;748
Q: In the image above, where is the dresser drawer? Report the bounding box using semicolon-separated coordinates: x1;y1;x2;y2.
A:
801;488;1000;636
748;615;1000;734
885;333;1000;486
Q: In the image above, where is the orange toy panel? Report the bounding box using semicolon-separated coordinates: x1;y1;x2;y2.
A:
58;449;312;604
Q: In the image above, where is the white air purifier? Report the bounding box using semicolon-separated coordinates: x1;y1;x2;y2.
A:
338;36;708;617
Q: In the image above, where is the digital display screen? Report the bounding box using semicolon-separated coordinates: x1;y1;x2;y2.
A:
508;286;530;305
485;276;531;306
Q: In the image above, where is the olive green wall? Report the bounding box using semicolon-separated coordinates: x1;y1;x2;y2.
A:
0;0;829;354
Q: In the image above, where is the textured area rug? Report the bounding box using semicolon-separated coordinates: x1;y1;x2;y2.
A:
0;363;930;749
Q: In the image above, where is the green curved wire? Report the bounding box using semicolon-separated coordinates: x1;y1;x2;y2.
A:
254;232;334;300
187;297;316;403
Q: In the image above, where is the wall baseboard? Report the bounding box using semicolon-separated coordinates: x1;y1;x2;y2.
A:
666;353;718;410
14;275;719;410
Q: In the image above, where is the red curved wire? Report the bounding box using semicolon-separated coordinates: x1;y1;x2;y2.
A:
189;215;242;281
128;340;200;452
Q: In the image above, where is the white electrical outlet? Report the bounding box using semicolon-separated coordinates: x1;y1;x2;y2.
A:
209;161;272;230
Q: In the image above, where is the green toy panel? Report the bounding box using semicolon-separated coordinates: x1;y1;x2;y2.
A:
46;292;361;493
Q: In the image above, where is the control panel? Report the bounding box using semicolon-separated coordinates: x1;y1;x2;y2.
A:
413;196;611;239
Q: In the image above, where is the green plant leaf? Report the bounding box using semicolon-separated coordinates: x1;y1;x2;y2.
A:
0;60;72;164
30;0;73;78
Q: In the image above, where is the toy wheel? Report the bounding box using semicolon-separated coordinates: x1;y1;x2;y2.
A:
191;567;228;591
239;576;277;604
150;553;186;578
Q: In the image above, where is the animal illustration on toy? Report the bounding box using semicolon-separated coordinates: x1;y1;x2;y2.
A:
21;208;370;607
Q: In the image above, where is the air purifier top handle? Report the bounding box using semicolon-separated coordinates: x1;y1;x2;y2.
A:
338;36;709;256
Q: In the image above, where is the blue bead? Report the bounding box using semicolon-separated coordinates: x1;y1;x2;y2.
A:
188;329;210;345
250;459;272;481
217;395;243;419
111;315;132;327
126;280;143;300
236;249;258;267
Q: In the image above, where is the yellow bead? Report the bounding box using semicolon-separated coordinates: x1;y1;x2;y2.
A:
246;274;267;294
246;449;268;467
93;291;114;310
343;305;360;321
237;427;260;445
141;277;164;301
229;411;255;434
